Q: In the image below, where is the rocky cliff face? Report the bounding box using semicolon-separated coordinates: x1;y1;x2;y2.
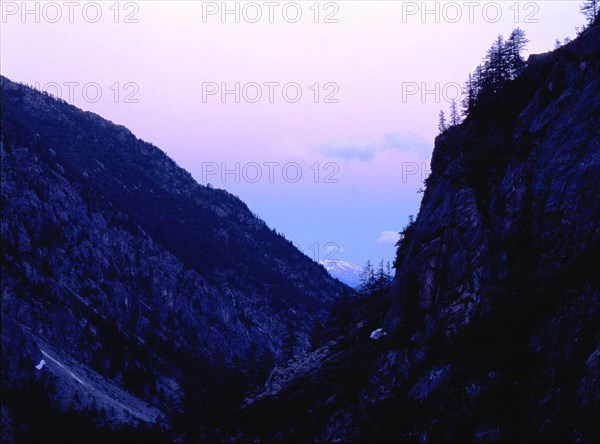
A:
379;24;600;440
235;24;600;442
0;76;348;441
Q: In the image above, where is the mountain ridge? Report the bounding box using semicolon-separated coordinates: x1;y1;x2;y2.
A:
0;74;350;440
319;259;363;288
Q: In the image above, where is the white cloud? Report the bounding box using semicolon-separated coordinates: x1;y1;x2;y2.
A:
377;230;400;246
384;132;431;155
319;140;376;162
319;132;430;163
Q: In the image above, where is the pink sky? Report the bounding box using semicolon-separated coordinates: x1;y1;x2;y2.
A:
1;1;586;265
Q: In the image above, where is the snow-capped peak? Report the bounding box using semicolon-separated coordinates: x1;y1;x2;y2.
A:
319;259;363;288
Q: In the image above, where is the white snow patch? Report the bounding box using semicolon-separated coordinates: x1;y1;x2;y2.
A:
41;350;86;385
35;359;46;370
370;327;387;340
34;340;164;425
320;259;363;288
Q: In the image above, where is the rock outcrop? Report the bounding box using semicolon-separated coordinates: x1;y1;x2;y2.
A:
360;23;599;442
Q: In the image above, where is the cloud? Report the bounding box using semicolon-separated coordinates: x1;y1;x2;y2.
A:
319;132;430;163
377;230;400;246
384;132;431;155
319;140;376;162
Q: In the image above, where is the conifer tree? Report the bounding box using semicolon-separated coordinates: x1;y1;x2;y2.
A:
461;73;476;117
483;35;509;93
386;261;392;280
581;0;599;25
438;110;448;133
472;65;484;102
449;99;460;126
461;29;528;119
359;260;375;293
374;260;387;292
506;28;529;79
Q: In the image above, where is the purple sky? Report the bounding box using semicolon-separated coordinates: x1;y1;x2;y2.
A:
1;1;585;266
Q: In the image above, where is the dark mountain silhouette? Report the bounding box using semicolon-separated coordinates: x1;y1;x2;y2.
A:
235;23;600;442
2;20;599;444
0;75;349;441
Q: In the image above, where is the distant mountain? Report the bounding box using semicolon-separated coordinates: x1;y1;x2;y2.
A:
320;259;363;288
0;75;349;440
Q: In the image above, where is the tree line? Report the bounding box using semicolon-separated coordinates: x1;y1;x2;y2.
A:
358;259;393;294
438;1;599;134
581;0;599;25
439;27;529;134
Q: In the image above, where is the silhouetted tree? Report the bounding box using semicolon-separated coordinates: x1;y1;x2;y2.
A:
581;0;599;25
359;260;392;294
394;216;415;269
449;99;460;126
461;73;476;117
482;35;509;94
359;260;375;294
374;260;393;293
473;65;484;92
438;110;448;133
461;29;529;119
506;28;529;78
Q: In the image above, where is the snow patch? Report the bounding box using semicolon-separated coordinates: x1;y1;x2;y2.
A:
41;350;87;385
370;327;387;340
320;259;363;288
35;343;164;424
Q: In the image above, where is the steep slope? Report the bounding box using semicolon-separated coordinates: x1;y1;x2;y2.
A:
375;24;600;441
0;76;348;440
235;24;600;442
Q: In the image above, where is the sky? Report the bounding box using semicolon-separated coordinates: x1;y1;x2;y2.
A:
0;1;586;267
